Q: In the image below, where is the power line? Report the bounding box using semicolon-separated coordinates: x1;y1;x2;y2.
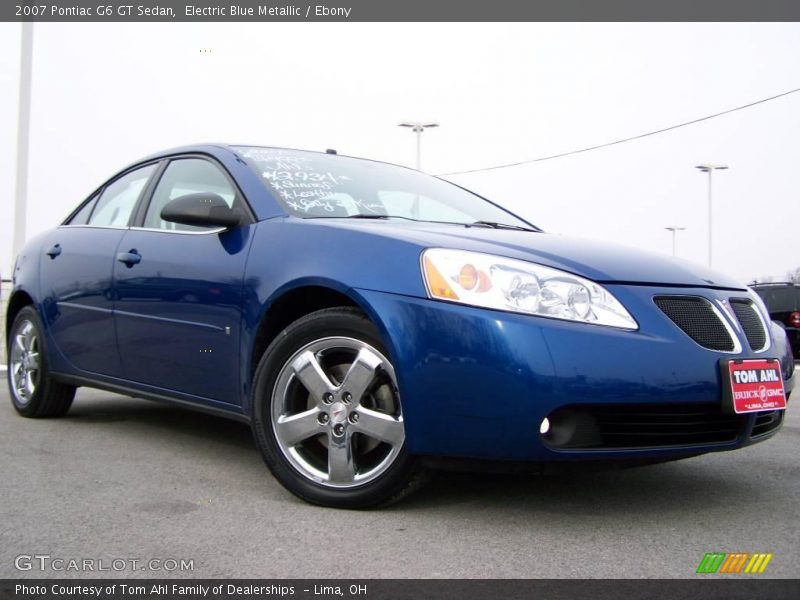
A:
438;86;800;176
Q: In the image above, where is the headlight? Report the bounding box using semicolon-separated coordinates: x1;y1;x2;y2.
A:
421;248;638;330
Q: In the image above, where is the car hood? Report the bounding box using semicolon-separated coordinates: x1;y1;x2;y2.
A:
318;220;747;290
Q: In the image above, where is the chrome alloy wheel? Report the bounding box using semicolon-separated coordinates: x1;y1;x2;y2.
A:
271;337;405;488
9;320;41;405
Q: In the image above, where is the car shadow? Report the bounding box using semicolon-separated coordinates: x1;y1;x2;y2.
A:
397;458;769;516
65;391;255;452
64;390;776;515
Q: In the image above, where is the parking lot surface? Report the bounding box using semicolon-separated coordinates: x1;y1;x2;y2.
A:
1;372;797;578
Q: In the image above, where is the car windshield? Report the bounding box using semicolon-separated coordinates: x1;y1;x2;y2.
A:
235;146;534;229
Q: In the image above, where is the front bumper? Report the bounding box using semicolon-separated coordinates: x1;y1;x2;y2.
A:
355;285;793;462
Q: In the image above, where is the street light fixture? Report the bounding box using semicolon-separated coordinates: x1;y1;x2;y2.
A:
398;121;439;170
694;164;728;267
664;226;686;256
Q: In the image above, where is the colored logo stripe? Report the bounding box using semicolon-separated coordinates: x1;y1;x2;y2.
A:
745;553;773;574
719;553;749;573
697;552;773;574
697;553;726;573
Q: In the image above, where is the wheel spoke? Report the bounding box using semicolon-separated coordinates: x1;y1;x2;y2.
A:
19;323;33;347
24;373;35;398
352;407;405;447
13;366;25;393
14;334;26;354
292;351;335;403
327;435;356;483
341;347;383;403
275;408;322;446
27;352;40;370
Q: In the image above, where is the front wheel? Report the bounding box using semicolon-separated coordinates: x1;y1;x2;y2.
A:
251;308;427;508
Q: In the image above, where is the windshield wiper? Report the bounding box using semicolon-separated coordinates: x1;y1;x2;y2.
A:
467;220;537;232
314;214;438;224
343;214;392;219
307;214;539;231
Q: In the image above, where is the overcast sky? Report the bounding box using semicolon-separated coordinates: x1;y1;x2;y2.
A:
1;22;798;283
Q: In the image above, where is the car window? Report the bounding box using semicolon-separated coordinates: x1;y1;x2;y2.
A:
756;287;799;313
66;193;99;225
89;164;156;228
143;158;238;231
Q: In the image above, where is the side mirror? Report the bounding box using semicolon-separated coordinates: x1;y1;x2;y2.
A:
160;193;241;229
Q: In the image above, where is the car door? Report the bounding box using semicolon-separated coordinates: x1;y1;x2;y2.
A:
112;156;255;404
39;163;158;377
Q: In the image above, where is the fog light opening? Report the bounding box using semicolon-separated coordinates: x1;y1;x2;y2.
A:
540;408;602;449
539;417;550;435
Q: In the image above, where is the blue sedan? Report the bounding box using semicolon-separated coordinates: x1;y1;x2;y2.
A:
5;145;794;507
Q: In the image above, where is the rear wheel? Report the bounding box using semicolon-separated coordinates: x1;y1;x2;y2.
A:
7;306;75;418
251;307;427;508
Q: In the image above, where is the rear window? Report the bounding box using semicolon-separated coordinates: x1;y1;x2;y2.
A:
754;287;799;313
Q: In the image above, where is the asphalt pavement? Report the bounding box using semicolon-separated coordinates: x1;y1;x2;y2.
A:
1;369;797;579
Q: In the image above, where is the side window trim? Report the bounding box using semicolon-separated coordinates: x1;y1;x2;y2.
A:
131;153;255;229
89;162;159;228
62;191;101;226
60;160;162;229
62;191;100;225
84;193;100;224
130;159;169;228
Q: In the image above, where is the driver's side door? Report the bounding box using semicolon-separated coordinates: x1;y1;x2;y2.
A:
112;156;255;405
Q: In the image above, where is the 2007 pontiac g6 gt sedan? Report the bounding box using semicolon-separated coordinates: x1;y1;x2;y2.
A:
6;145;794;507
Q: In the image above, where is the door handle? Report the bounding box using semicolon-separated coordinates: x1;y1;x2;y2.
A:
45;244;62;258
116;250;141;267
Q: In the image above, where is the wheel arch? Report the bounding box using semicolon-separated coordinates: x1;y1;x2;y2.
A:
5;289;36;348
247;280;394;387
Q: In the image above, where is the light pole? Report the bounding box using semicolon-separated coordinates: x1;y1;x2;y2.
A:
13;22;34;262
664;226;686;256
694;164;728;267
398;121;439;170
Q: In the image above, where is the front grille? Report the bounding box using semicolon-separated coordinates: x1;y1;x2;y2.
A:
544;403;745;450
751;410;783;437
730;299;767;351
654;296;735;351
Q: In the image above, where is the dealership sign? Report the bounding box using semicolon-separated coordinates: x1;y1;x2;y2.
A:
724;359;787;414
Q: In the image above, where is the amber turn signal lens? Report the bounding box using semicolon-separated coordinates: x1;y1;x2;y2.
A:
423;256;459;300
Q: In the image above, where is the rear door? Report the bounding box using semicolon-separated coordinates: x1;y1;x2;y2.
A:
39;163;158;377
112;156;255;404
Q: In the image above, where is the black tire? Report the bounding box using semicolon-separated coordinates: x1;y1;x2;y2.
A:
7;306;76;418
251;307;428;508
